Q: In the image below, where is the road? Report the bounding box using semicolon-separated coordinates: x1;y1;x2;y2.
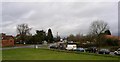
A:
1;45;43;50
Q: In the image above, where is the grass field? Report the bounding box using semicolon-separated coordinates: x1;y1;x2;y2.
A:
0;50;2;61
2;48;120;60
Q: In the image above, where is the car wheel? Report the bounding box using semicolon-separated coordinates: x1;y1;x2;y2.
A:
114;52;117;55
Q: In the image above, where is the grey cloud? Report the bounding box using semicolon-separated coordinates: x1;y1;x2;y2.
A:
2;2;118;37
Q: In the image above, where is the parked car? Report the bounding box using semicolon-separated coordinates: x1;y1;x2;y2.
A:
58;43;66;50
75;48;85;52
114;48;120;55
98;49;110;54
49;44;58;49
85;47;97;53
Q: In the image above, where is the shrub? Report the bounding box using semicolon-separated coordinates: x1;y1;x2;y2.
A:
109;46;120;52
105;38;119;46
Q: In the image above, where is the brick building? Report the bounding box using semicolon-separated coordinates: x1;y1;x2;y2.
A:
105;35;120;45
105;35;120;40
1;33;14;47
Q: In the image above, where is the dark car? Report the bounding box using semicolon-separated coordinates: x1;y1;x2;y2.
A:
85;47;97;53
58;43;66;50
49;44;58;49
98;49;110;54
75;48;85;52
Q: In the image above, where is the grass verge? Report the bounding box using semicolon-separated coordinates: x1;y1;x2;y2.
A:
2;48;120;60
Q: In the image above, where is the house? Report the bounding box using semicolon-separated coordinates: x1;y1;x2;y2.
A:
105;35;120;40
105;35;120;45
1;33;14;47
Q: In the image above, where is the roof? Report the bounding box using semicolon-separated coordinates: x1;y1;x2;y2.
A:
1;33;14;40
105;35;120;40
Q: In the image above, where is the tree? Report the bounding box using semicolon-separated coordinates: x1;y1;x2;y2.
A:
47;29;54;43
30;30;46;44
67;33;84;42
75;34;81;42
105;30;111;35
16;23;31;44
35;30;46;44
89;20;109;47
67;34;75;41
89;20;109;36
105;38;119;46
55;36;61;42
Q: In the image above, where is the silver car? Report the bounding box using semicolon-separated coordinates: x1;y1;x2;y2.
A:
75;48;85;52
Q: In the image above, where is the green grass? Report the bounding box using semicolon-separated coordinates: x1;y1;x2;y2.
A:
0;51;1;60
2;48;120;60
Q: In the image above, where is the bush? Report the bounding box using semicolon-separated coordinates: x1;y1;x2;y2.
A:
105;39;119;46
79;44;97;48
109;46;120;52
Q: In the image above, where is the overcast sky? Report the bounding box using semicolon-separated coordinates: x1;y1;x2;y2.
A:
1;0;119;37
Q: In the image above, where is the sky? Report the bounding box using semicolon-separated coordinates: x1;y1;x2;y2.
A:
1;0;119;37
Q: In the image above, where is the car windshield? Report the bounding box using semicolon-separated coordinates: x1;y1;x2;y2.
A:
77;48;84;50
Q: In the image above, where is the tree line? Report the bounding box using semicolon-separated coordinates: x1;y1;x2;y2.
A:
15;20;120;47
15;24;55;44
67;20;119;47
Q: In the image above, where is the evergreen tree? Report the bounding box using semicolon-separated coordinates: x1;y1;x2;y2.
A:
34;30;46;44
105;30;111;35
47;29;54;43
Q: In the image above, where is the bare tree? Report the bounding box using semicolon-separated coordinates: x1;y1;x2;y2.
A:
67;34;75;41
16;23;31;43
17;23;31;35
89;20;109;36
89;20;109;48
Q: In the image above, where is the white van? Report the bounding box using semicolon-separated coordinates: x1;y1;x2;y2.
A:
66;43;77;50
